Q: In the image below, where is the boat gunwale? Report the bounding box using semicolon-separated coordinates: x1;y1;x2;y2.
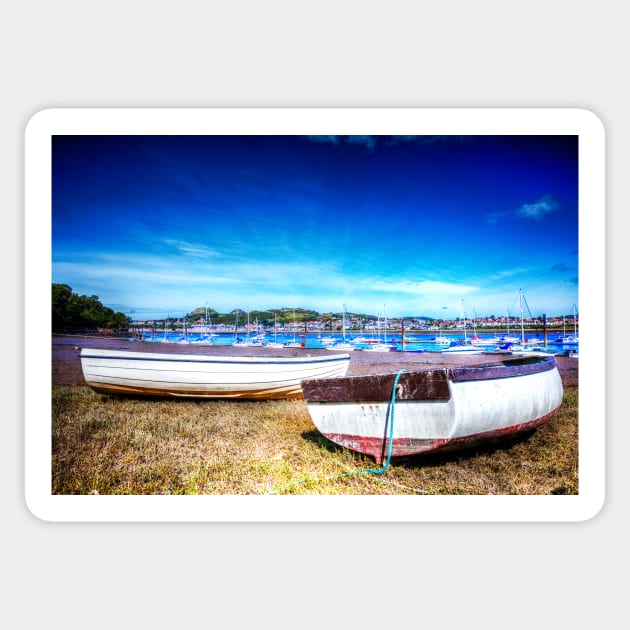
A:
301;355;558;403
80;348;350;366
448;354;557;382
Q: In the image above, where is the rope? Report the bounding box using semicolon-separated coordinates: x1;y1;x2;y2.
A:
267;368;408;494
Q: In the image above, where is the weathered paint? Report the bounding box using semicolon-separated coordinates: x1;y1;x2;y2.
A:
83;380;307;399
323;410;559;464
302;355;564;461
302;369;451;402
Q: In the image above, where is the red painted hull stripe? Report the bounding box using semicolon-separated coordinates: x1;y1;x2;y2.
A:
322;408;560;463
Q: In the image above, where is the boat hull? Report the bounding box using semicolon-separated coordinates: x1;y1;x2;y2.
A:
301;355;564;462
80;348;350;399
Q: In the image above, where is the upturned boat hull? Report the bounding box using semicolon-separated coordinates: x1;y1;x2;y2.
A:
80;348;350;399
301;355;563;462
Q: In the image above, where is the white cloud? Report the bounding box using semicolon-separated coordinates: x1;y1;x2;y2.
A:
486;267;530;281
515;194;560;220
304;135;339;144
53;249;577;320
368;279;479;296
347;136;376;151
163;239;219;259
486;194;560;224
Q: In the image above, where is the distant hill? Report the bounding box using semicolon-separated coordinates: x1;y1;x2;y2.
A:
183;306;437;327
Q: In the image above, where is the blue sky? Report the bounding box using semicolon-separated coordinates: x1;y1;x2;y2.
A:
52;134;578;321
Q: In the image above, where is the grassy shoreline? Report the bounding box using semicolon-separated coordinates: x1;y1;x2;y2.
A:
52;385;578;495
51;336;579;495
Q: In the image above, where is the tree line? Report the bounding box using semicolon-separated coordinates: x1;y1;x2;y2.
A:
52;284;130;331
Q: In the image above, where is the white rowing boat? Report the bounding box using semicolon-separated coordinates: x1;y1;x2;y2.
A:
80;348;350;399
301;355;563;462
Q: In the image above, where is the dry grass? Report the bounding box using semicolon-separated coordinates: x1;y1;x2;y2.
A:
52;384;578;495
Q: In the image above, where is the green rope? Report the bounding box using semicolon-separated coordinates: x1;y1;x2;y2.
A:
267;368;408;495
359;368;407;476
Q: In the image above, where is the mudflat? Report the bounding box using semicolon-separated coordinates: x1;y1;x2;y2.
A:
52;334;578;388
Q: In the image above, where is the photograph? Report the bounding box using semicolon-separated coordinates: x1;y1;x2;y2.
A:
26;108;604;521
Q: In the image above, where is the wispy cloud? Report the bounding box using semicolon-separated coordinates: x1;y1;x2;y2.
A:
53;248;489;318
385;135;475;147
304;135;339;144
486;194;560;225
305;135;474;152
51;136;579;320
347;136;376;151
516;194;560;220
487;267;530;281
368;279;479;296
53;257;235;288
164;239;219;259
385;135;418;144
304;135;377;151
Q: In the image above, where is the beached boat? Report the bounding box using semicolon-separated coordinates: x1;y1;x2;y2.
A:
301;354;563;463
80;348;350;399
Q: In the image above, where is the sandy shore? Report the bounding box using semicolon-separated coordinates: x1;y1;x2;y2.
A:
52;334;578;388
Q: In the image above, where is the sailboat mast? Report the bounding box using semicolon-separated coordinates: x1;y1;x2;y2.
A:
519;289;525;344
383;304;387;342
